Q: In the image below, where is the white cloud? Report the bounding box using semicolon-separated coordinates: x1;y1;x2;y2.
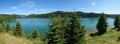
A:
80;8;84;10
10;6;24;13
10;6;18;10
20;0;35;8
10;0;35;9
9;0;35;13
91;2;96;6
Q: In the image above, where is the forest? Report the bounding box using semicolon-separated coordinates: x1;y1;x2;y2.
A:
1;11;120;18
26;11;120;18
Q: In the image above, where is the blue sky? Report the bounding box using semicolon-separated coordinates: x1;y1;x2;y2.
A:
0;0;120;15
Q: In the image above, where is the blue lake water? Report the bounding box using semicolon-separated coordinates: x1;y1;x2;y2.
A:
9;18;114;35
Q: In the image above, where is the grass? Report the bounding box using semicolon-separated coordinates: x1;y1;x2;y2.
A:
0;32;34;44
0;28;120;44
86;28;120;44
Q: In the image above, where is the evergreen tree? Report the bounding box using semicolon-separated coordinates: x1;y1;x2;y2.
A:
14;21;24;37
27;29;43;44
32;28;40;39
65;13;85;44
46;16;65;44
62;15;70;44
6;23;11;32
114;16;120;29
96;13;108;35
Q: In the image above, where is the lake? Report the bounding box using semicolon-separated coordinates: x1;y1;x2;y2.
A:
9;18;114;35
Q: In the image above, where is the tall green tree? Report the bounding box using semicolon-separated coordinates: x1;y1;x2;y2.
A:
46;16;65;44
6;23;11;32
32;28;40;39
114;16;120;29
65;13;85;44
14;21;24;37
62;15;70;44
96;13;108;35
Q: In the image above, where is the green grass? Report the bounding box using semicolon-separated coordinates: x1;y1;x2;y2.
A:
0;32;43;44
0;28;120;44
86;28;120;44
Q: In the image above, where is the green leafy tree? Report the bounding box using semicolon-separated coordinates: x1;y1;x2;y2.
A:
46;16;65;44
14;21;24;37
114;16;120;29
32;28;40;39
96;13;108;35
65;13;85;44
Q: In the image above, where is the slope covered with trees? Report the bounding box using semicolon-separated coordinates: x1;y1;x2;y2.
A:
26;11;120;18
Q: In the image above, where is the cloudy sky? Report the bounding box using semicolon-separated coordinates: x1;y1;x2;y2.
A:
0;0;120;15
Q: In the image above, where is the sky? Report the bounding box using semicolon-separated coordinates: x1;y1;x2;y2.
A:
0;0;120;15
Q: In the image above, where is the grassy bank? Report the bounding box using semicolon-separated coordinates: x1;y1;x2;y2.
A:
86;28;120;44
0;32;34;44
0;28;120;44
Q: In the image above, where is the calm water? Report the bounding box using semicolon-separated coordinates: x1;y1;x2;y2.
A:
9;18;114;35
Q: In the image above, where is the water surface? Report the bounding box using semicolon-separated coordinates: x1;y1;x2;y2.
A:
9;18;114;35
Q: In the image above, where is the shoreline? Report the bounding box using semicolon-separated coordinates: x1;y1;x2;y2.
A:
85;27;114;35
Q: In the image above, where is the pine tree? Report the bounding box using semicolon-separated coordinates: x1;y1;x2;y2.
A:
62;15;70;44
14;21;24;37
6;23;11;32
114;16;120;29
96;13;108;35
32;28;40;39
46;16;65;44
65;13;85;44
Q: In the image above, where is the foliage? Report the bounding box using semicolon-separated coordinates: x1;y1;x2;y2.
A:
46;15;65;44
26;11;120;18
114;16;120;29
0;15;16;20
14;21;24;37
46;13;86;44
64;13;85;44
0;16;5;32
96;13;108;35
32;28;40;39
5;23;11;32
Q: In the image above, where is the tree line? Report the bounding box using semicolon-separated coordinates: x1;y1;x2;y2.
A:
26;11;120;18
0;13;120;44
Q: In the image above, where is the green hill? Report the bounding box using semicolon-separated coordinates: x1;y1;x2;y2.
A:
26;11;120;18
